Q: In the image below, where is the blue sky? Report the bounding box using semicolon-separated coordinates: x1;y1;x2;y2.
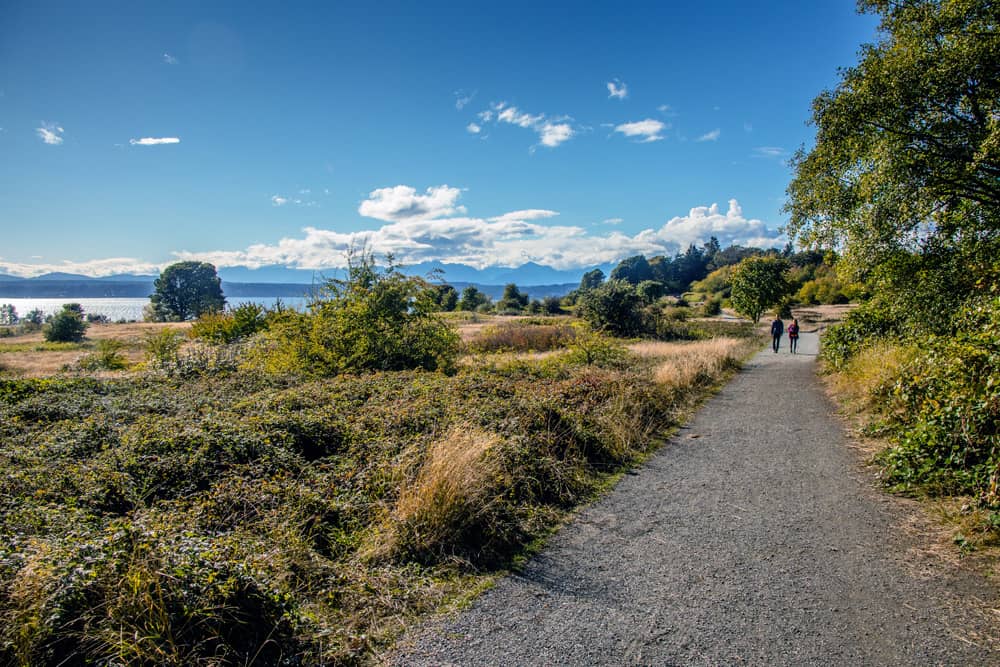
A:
0;1;879;277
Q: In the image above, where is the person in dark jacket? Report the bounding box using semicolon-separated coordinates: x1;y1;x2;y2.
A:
770;316;784;353
787;318;800;354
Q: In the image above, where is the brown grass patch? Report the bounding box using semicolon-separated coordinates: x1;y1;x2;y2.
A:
629;337;756;393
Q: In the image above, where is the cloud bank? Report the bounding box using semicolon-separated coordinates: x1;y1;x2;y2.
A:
2;188;783;278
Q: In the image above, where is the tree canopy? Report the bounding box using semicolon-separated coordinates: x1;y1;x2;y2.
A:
149;262;226;321
784;0;1000;328
729;257;790;324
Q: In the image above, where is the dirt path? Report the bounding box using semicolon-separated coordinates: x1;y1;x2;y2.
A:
387;333;998;666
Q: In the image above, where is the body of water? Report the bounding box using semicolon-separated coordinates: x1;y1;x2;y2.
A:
0;297;310;322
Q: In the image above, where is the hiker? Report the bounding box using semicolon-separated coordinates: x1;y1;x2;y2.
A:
787;318;800;354
770;316;784;353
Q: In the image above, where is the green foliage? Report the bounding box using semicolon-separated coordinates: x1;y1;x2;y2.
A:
541;295;564;314
496;283;529;313
190;302;268;344
43;304;88;343
261;251;460;375
701;297;722;317
79;339;129;370
868;297;1000;505
576;279;644;336
148;261;226;322
636;280;666;304
144;328;184;367
729;257;791;323
578;268;605;291
785;0;1000;325
820;301;903;370
610;255;653;284
428;284;459;311
457;285;490;312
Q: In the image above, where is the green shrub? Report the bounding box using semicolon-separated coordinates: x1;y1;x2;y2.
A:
261;252;460;375
820;299;903;369
43;304;88;343
190;302;268;344
79;339;129;370
576;280;644;336
871;296;1000;504
144;328;184;368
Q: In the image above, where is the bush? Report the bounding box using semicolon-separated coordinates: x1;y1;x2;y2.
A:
820;299;903;369
145;328;184;368
466;323;575;353
870;296;1000;504
576;280;644;336
79;339;129;371
260;252;460;375
190;302;268;345
43;304;88;343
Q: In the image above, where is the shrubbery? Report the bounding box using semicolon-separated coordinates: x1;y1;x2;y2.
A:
43;303;88;343
189;302;268;344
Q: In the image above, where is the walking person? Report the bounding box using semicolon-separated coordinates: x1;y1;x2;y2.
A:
787;318;800;354
770;315;784;353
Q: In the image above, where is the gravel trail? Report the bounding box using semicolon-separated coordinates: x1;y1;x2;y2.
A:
388;333;998;666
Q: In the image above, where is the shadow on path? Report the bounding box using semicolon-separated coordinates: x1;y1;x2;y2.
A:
388;333;997;666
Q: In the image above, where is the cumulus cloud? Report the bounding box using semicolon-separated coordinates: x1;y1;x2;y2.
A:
358;185;466;222
614;119;667;143
466;122;481;134
36;122;64;145
607;79;628;100
0;257;160;278
696;128;721;142
130;137;180;146
475;102;575;149
174;187;783;272
271;195;290;206
163;53;179;65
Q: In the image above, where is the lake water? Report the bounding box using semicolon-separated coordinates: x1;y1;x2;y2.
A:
0;297;310;321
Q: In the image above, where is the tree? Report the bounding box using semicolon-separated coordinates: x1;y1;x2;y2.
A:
428;284;458;311
496;283;529;313
44;303;88;342
148;261;225;321
729;257;790;323
610;255;653;285
576;280;644;336
784;0;1000;329
457;286;490;312
636;280;666;304
578;268;605;291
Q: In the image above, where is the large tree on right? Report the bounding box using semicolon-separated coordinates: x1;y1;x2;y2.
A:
785;0;1000;331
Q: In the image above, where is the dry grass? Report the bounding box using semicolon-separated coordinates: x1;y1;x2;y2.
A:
825;341;916;415
629;337;756;393
372;428;503;564
0;322;190;377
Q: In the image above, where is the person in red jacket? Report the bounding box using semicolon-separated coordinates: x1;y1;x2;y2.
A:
787;318;800;354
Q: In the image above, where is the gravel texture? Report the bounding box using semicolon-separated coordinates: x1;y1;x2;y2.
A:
387;333;998;666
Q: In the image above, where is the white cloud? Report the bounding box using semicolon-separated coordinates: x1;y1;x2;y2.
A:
466;122;481;134
175;187;783;272
271;195;290;206
358;185;466;222
36;122;64;145
753;146;787;158
607;79;628;100
0;257;160;278
539;122;573;147
696;128;721;142
602;218;624;225
454;90;476;110
496;104;543;128
476;102;575;149
129;137;180;145
614;119;667;143
657;104;672;113
163;53;179;65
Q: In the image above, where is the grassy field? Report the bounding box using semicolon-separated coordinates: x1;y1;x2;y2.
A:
0;316;760;665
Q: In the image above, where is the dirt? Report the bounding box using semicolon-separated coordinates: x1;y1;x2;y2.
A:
387;332;999;666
